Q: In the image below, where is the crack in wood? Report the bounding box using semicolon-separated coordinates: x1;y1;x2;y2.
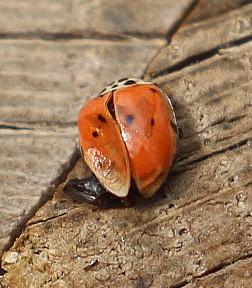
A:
0;2;199;44
166;0;199;40
151;35;252;79
26;212;68;227
0;124;34;131
0;31;165;42
125;183;250;240
0;147;80;264
210;114;247;129
0;120;77;129
170;252;252;288
176;137;251;170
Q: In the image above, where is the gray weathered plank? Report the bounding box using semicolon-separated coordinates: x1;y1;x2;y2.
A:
1;38;251;288
0;127;77;254
0;0;196;36
71;0;196;36
145;3;252;79
0;38;165;125
0;37;164;254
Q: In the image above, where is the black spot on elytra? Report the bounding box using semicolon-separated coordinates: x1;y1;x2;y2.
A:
125;80;136;85
126;114;134;125
118;77;128;82
151;118;155;126
92;131;99;138
97;114;107;123
170;120;178;134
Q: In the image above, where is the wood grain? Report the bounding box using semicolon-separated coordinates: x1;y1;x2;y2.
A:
145;3;252;79
184;258;252;288
0;37;164;254
184;0;252;25
0;0;196;36
0;127;77;253
1;25;251;288
0;38;164;125
1;2;252;287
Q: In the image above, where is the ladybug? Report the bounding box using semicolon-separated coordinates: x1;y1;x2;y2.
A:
64;77;178;206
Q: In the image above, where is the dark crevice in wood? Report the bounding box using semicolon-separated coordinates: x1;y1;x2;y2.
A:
26;212;67;227
166;0;199;41
176;114;248;143
174;137;251;174
227;115;248;123
0;124;34;131
142;0;198;78
152;35;252;79
185;137;251;165
244;181;252;187
211;115;247;128
0;119;77;129
0;147;80;266
171;252;252;288
0;31;165;42
0;4;194;43
199;253;252;278
215;134;241;144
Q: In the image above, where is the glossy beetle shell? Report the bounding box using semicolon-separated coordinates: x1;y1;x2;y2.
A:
78;78;177;198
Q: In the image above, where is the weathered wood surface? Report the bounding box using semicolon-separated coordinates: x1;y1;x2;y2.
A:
0;38;164;124
184;0;252;25
1;2;252;286
0;0;196;262
145;3;252;79
0;0;196;36
184;258;252;287
0;38;164;255
0;127;77;254
1;184;251;287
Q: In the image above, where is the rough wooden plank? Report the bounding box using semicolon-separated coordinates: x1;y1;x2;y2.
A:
145;3;252;79
71;0;196;36
156;42;252;165
184;0;252;25
1;181;251;287
0;40;74;124
0;37;164;255
1;40;251;288
0;38;164;125
184;258;252;288
68;39;165;103
0;127;77;254
0;1;71;34
0;0;195;36
151;41;252;204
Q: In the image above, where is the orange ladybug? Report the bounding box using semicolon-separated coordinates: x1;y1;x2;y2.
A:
64;78;177;205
